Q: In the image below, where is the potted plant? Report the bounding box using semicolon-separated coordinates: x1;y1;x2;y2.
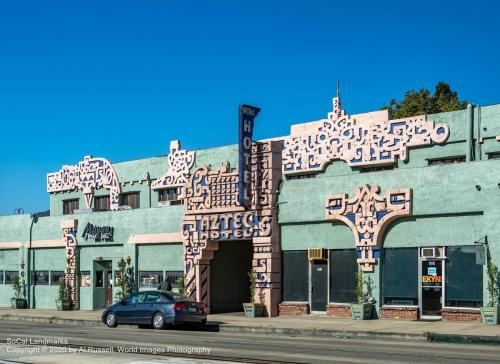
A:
243;268;264;317
55;279;71;311
350;268;376;320
481;260;499;325
10;275;26;309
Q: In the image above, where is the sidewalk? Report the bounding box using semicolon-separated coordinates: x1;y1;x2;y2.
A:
1;308;499;345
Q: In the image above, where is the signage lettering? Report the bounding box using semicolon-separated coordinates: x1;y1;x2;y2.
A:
82;222;114;241
238;104;261;209
421;275;442;283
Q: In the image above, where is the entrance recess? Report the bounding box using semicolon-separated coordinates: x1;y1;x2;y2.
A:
419;247;445;320
310;261;328;312
210;241;253;313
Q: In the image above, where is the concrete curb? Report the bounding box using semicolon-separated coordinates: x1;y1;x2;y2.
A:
219;324;428;342
0;314;101;326
1;315;499;346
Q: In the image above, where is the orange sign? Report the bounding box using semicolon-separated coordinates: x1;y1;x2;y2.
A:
422;275;442;283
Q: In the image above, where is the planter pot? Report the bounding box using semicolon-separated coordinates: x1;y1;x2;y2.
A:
10;298;26;309
350;303;373;320
55;298;71;311
243;303;264;318
481;306;499;325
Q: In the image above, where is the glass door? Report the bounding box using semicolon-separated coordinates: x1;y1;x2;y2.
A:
419;258;444;319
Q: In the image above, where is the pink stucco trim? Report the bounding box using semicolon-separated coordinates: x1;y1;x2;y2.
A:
128;232;183;244
0;241;22;249
28;239;65;248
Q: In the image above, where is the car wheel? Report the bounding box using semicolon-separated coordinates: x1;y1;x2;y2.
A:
105;312;118;328
152;312;165;330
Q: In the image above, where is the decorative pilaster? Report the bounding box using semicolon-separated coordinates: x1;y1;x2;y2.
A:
61;219;78;309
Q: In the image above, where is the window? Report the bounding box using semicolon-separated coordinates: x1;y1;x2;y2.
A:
94;195;110;211
50;271;65;285
95;271;104;288
125;292;145;304
428;156;465;166
121;192;140;209
360;165;394;173
383;248;418;305
80;271;91;287
166;271;183;290
63;199;79;215
288;174;316;180
159;188;182;205
282;251;309;301
144;292;161;303
0;271;3;284
5;271;18;284
31;271;49;285
329;249;357;303
139;271;163;288
445;246;483;308
487;152;500;160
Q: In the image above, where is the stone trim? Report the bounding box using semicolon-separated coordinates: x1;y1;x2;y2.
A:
278;302;310;316
326;303;351;318
380;305;418;320
28;239;65;248
442;307;481;322
128;232;183;244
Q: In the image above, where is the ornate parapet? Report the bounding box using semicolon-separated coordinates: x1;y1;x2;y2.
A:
325;185;412;272
282;98;450;175
47;156;121;210
151;140;195;194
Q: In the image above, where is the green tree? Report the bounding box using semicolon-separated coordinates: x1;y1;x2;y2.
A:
382;82;468;119
114;258;134;301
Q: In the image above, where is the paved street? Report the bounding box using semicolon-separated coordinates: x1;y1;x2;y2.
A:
0;321;500;364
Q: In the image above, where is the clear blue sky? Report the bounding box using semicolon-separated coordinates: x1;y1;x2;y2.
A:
1;0;499;215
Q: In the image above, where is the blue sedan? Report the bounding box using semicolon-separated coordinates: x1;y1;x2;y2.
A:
102;291;207;330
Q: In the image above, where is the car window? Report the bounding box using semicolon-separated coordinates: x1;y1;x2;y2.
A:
125;292;144;304
144;293;161;303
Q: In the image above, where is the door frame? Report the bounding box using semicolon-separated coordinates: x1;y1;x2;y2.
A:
308;252;329;313
418;247;446;320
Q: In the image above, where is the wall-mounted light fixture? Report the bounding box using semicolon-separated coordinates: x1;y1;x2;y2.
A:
126;256;132;266
475;185;481;191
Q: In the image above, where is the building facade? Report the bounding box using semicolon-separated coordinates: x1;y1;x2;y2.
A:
1;95;499;322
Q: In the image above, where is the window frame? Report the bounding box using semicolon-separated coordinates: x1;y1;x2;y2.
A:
94;195;110;211
120;192;140;209
63;199;79;215
31;270;50;286
139;271;163;288
282;250;309;302
50;271;65;286
382;248;419;306
329;249;357;304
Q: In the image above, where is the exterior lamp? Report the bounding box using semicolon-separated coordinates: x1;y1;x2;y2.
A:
126;256;132;266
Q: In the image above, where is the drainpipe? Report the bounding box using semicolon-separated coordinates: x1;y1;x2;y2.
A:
466;103;474;162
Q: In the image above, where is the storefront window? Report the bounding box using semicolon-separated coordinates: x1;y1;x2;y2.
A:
445;246;483;308
282;251;308;301
50;271;65;285
166;271;183;290
80;271;91;287
31;271;49;285
383;248;418;305
0;271;4;284
5;271;18;285
139;271;163;288
329;249;357;303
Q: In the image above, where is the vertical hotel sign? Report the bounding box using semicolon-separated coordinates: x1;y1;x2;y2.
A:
238;104;261;209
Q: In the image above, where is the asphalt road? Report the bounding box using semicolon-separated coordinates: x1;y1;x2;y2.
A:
0;320;499;364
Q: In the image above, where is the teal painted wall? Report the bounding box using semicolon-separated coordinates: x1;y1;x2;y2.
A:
0;250;21;307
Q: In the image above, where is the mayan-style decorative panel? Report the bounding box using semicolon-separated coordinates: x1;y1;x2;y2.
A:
151;140;195;192
182;141;282;316
326;185;412;272
61;220;78;310
47;156;121;210
283;98;450;175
